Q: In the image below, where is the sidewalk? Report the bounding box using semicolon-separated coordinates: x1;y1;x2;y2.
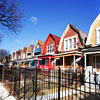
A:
0;82;16;100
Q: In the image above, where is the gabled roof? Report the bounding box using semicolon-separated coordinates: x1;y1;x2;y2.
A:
86;13;100;45
27;44;34;52
49;33;60;45
23;47;27;52
69;24;87;45
43;33;60;54
38;40;44;51
58;24;87;51
34;40;44;54
38;40;44;45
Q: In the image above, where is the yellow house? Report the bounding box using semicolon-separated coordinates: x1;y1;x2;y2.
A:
83;13;100;82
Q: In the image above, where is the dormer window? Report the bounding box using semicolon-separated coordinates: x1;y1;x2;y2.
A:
96;27;100;44
47;44;54;54
64;35;77;51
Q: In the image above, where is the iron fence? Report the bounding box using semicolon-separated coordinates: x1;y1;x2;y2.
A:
2;67;100;100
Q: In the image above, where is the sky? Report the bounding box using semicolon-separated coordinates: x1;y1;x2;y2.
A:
0;0;100;53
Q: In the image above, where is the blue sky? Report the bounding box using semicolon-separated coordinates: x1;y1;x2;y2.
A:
0;0;100;53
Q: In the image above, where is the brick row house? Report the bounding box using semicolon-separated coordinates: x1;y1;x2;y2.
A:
55;24;87;71
32;40;45;68
10;14;100;76
9;13;100;89
37;34;60;70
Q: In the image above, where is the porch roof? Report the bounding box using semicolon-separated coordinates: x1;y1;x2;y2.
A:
83;45;100;55
17;57;38;62
55;51;82;58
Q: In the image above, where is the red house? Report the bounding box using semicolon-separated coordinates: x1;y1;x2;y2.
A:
37;33;60;70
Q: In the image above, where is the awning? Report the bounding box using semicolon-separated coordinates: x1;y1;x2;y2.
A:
34;48;41;53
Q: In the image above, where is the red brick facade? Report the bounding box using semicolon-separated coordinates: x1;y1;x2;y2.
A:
61;27;82;52
43;34;60;55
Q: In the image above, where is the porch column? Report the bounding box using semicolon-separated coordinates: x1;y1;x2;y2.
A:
84;54;86;71
49;57;51;70
63;56;64;69
74;55;75;72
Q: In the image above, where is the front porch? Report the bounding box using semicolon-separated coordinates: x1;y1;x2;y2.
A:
55;52;83;71
84;51;100;89
37;56;54;70
84;53;100;73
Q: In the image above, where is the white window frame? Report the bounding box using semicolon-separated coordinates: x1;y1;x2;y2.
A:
46;44;55;54
96;27;100;44
64;35;78;51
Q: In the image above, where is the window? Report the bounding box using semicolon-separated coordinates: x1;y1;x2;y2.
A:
27;53;31;56
93;56;100;69
73;38;76;48
69;39;72;49
66;40;68;49
49;45;50;53
47;44;54;54
96;27;100;44
42;59;49;65
52;44;54;52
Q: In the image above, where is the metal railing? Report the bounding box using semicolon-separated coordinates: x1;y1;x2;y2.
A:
2;67;100;100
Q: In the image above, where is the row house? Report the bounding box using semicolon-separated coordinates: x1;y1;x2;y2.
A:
26;44;34;58
82;13;100;87
32;40;45;68
37;33;60;70
55;24;87;71
21;47;27;59
34;40;44;56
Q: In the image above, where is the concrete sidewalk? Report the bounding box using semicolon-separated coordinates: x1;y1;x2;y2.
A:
0;82;16;100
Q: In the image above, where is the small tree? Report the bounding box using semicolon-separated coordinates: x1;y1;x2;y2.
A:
0;49;9;64
0;0;23;34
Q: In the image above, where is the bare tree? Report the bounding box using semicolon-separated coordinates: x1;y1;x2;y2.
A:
0;0;23;33
0;49;9;64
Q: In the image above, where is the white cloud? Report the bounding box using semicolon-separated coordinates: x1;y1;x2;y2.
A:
16;39;20;43
30;16;38;24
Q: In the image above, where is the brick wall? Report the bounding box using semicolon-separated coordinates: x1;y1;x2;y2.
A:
43;36;57;54
61;27;82;52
